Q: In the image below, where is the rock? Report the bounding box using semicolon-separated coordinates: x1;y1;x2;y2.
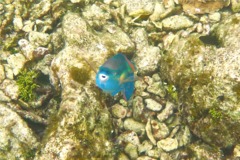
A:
146;118;156;145
157;138;178;152
131;28;161;75
209;12;221;22
179;0;230;14
13;15;23;31
1;79;19;100
124;143;138;159
231;0;240;12
146;148;161;158
118;152;130;160
233;144;240;158
147;82;165;97
187;141;222;159
111;103;127;119
132;96;144;120
118;131;140;146
123;118;145;133
162;15;194;31
6;53;26;76
175;126;191;147
36;12;128;159
159;14;240;148
145;99;163;111
157;101;175;122
151;120;169;140
121;0;155;17
149;2;165;21
138;140;153;154
0;104;39;159
28;31;51;46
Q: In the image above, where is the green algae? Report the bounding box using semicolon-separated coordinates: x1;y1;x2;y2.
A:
69;66;91;85
16;70;39;102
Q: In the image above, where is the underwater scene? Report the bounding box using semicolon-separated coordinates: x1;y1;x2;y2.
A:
0;0;240;159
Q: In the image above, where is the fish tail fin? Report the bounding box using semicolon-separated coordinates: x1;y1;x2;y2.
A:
122;81;135;101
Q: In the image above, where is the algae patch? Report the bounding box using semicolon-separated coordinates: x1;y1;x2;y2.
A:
16;70;39;102
69;66;91;85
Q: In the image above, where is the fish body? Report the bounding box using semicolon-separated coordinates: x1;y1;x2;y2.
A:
96;53;135;100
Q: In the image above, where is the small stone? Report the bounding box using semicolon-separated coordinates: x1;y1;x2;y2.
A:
231;0;240;12
13;15;23;31
146;119;156;145
2;79;19;100
151;120;169;140
145;99;162;111
118;152;130;160
18;39;35;60
111;104;127;119
209;12;221;22
138;140;153;154
233;144;240;158
162;15;194;30
124;118;145;133
28;31;51;46
118;131;140;146
146;148;161;158
0;90;10;102
22;20;34;32
157;101;175;122
122;0;155;17
124;143;138;159
7;53;26;76
149;2;165;21
157;138;178;152
176;126;191;147
147;82;166;97
132;96;144;120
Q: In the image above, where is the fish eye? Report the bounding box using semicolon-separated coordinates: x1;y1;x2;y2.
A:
99;73;109;81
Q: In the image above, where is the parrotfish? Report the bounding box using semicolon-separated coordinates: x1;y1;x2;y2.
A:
96;53;136;100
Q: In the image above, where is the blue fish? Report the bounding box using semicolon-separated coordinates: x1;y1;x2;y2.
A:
96;53;136;100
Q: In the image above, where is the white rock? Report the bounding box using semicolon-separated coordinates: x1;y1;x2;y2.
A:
138;140;153;154
124;118;145;133
145;99;163;111
162;15;194;30
7;53;26;76
13;15;23;31
157;138;178;152
1;79;19;100
157;101;175;121
111;103;127;118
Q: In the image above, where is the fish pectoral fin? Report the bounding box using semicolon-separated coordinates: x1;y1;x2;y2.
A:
121;81;135;101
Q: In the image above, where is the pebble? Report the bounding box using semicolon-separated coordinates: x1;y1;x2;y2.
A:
231;0;240;12
124;143;138;159
132;96;144;120
13;15;23;31
147;82;165;97
151;120;169;140
162;15;194;30
233;144;240;158
145;99;162;111
146;148;161;158
2;79;19;100
6;53;26;76
111;103;127;119
118;131;140;146
209;12;221;22
157;101;175;122
28;31;51;46
123;118;145;133
138;140;153;154
157;138;178;152
146;119;156;145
